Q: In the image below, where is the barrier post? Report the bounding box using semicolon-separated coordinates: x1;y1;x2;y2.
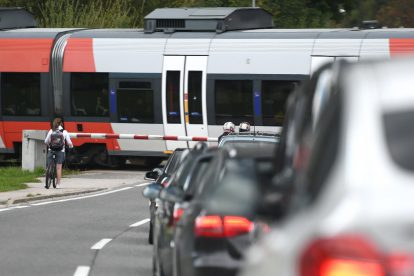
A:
22;130;48;172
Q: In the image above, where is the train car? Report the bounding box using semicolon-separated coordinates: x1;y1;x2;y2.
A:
0;7;79;162
1;7;414;166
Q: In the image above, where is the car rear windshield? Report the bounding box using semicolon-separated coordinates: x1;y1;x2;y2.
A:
206;158;273;216
384;110;414;171
164;151;184;174
220;141;277;150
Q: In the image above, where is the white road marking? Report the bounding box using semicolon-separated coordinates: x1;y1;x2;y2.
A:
73;266;90;276
31;186;134;206
2;181;148;213
135;182;151;187
91;238;112;250
14;205;30;209
0;205;30;212
130;218;150;227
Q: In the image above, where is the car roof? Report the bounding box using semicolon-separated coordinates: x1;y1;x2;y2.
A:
224;144;276;159
343;58;414;113
219;131;280;147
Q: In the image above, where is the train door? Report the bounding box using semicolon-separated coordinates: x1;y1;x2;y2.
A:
162;56;208;150
310;56;359;75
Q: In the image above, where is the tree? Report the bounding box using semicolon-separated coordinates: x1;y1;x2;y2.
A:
377;0;414;27
37;0;137;28
3;0;410;28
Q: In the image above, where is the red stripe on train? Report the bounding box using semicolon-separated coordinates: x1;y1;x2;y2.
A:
64;122;119;151
390;39;414;57
0;122;5;148
2;121;50;149
0;38;53;72
63;38;96;72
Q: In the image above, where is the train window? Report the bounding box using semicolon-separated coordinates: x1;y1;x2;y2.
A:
119;81;151;89
70;73;108;117
117;81;154;123
262;80;299;126
188;71;203;124
1;73;41;116
215;80;253;125
166;71;181;124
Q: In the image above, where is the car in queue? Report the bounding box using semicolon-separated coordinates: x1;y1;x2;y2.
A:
146;142;211;276
143;148;189;244
218;131;280;149
256;62;336;221
240;58;414;276
167;145;276;276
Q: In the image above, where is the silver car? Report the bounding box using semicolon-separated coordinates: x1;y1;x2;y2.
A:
240;58;414;276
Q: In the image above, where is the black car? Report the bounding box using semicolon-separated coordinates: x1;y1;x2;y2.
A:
169;145;276;276
143;148;189;244
260;62;337;220
149;142;213;276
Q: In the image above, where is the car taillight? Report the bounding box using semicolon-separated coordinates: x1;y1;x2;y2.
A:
300;234;385;276
173;207;184;224
387;252;414;276
300;234;414;276
161;178;169;187
293;145;310;170
194;215;254;238
224;216;254;237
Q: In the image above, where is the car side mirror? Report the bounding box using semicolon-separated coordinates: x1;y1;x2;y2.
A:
159;185;185;203
145;168;162;181
142;183;163;200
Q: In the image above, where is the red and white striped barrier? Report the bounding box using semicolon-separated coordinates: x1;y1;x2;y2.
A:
69;133;218;142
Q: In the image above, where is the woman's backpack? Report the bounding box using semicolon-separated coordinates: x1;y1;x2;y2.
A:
49;130;65;151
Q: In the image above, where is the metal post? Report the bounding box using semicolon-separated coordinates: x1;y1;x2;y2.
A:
252;0;256;7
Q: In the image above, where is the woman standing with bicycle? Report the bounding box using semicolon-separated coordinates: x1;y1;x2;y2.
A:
44;118;73;189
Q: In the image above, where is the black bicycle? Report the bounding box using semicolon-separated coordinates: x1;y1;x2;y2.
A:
45;151;57;189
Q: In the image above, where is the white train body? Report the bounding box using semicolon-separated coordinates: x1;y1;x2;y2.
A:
0;7;413;164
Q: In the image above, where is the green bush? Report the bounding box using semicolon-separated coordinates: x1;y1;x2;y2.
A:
0;167;44;193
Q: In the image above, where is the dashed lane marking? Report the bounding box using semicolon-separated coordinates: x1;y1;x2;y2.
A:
129;218;150;227
74;218;149;275
73;266;90;276
91;238;112;250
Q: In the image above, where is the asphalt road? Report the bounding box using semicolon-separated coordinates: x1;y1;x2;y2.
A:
0;181;152;276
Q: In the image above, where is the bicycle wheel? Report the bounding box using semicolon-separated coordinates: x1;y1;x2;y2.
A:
45;163;52;189
52;164;57;188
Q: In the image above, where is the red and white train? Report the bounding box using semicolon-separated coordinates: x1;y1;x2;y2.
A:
0;7;413;166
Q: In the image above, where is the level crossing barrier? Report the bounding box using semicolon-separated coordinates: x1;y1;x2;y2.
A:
69;133;219;142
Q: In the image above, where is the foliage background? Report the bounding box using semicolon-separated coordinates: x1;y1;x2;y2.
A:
0;0;411;28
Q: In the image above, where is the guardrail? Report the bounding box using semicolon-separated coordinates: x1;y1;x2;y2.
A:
69;133;218;142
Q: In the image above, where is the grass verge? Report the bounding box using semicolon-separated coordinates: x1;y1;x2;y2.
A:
0;167;45;193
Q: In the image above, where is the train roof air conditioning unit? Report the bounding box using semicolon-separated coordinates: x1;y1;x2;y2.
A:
0;7;36;30
144;7;273;34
